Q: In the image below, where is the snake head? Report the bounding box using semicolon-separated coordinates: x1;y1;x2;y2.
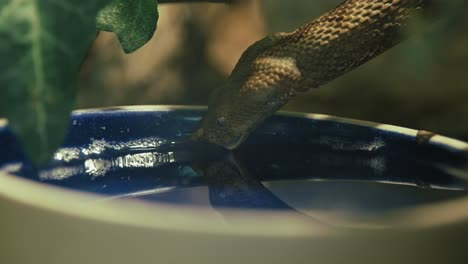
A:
192;33;301;149
191;81;274;149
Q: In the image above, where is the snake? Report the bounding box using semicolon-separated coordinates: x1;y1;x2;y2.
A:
191;0;428;149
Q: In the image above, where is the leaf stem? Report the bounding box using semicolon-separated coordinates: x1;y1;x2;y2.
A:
158;0;234;3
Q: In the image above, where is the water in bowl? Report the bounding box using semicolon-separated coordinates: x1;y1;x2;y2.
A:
1;109;467;224
18;135;468;220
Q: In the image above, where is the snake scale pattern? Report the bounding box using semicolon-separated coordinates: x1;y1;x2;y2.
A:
192;0;427;148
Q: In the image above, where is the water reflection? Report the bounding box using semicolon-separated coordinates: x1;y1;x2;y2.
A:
2;135;467;216
194;152;294;210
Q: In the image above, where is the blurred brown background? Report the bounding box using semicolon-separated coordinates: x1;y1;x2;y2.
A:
78;0;468;141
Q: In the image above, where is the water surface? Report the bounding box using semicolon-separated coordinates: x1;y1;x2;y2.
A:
1;109;467;219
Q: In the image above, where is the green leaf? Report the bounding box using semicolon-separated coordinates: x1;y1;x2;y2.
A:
97;0;159;53
0;0;109;166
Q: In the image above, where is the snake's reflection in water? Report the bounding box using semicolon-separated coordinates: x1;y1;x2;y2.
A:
191;150;326;224
198;155;293;210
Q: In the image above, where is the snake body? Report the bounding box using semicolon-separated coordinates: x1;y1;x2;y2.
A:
192;0;427;148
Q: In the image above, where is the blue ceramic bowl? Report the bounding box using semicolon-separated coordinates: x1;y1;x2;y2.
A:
1;105;467;201
1;106;468;264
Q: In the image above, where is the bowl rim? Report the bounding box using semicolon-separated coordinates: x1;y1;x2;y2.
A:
1;105;468;237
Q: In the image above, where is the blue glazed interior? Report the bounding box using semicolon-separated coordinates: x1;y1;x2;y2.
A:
1;108;467;212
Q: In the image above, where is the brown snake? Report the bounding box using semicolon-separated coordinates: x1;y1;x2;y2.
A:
192;0;427;148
